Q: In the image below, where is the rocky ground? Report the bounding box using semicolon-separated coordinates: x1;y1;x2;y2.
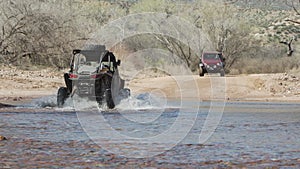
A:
0;65;300;107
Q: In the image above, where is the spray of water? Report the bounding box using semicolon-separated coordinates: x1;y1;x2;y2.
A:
17;95;57;108
19;92;167;112
116;92;167;111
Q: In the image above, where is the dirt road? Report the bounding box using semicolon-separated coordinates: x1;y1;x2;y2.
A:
129;74;300;102
0;66;300;106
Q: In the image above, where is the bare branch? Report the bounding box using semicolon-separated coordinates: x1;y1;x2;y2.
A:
285;19;300;24
280;38;294;56
224;0;239;5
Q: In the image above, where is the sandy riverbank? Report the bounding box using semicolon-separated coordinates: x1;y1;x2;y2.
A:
0;66;300;107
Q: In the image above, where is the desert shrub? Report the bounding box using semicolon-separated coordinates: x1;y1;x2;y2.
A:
229;46;300;74
0;0;83;68
119;33;199;73
0;0;299;75
216;36;297;75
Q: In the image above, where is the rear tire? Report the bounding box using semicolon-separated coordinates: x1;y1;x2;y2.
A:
57;87;68;108
96;75;115;109
95;80;104;105
105;89;115;109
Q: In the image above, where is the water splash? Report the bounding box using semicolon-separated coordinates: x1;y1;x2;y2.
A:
20;95;58;108
116;92;167;111
54;97;75;111
71;95;100;111
16;92;170;112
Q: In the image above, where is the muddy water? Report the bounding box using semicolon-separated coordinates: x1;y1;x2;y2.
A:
0;101;300;168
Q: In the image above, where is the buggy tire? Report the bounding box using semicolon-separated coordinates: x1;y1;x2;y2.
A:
199;67;205;77
220;70;225;77
95;80;104;105
57;87;68;108
105;89;115;109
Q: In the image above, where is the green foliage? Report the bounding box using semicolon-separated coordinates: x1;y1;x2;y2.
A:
0;0;299;74
130;0;173;13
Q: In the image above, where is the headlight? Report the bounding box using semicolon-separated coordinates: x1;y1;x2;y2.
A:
217;63;220;66
200;63;204;67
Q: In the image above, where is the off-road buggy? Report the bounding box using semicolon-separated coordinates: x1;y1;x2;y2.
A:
199;51;225;77
57;45;130;109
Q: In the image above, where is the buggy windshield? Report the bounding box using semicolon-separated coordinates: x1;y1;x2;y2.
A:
73;50;116;74
74;51;102;74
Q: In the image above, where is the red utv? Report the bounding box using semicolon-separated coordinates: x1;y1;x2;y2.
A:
199;51;225;77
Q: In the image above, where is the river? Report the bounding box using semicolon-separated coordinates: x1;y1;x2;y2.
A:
0;99;299;168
